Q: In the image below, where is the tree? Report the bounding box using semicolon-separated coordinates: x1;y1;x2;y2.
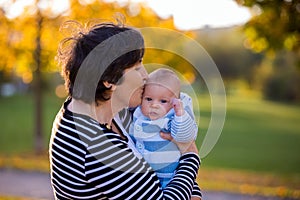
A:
235;0;300;58
0;0;182;153
235;0;300;102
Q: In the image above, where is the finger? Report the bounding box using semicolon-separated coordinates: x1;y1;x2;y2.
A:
160;132;173;141
172;98;179;106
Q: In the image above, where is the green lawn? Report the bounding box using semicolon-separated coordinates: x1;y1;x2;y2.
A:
0;93;63;154
1;93;300;176
196;96;300;175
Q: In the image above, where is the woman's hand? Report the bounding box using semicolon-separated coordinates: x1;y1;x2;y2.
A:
160;132;199;155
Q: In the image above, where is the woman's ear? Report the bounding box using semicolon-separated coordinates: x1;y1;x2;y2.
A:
103;81;116;91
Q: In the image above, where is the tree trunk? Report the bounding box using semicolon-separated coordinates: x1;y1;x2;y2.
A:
34;10;43;155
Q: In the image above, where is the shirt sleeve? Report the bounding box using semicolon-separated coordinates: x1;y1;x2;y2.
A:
192;180;202;198
163;153;201;199
171;112;197;142
170;92;198;142
85;130;200;200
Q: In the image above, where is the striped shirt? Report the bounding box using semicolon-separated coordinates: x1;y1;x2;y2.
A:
49;98;200;200
128;92;198;189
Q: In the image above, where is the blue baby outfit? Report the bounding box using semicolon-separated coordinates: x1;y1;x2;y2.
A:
129;92;198;188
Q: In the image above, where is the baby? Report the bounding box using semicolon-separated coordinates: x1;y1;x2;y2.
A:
129;68;199;189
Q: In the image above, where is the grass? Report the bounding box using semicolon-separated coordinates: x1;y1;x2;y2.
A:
193;95;300;199
0;92;63;154
197;168;300;199
1;92;300;199
195;96;300;175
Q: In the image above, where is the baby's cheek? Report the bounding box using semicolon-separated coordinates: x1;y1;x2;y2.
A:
141;104;150;116
163;104;172;113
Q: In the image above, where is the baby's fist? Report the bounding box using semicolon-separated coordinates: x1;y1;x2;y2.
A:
172;98;185;116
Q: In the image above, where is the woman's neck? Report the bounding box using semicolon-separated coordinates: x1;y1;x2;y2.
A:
68;98;113;126
95;100;114;126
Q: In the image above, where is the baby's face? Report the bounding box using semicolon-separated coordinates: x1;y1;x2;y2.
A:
141;84;176;120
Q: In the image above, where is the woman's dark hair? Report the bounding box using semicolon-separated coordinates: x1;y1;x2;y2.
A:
57;20;144;104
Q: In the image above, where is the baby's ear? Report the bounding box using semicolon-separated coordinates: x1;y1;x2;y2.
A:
103;81;116;91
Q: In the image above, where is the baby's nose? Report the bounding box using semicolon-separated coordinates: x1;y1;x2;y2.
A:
150;102;160;108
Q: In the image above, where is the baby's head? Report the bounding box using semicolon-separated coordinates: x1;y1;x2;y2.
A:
141;68;181;120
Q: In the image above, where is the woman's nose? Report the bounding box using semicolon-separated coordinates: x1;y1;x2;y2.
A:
139;64;148;81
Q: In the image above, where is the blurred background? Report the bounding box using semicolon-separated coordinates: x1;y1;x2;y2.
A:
0;0;299;199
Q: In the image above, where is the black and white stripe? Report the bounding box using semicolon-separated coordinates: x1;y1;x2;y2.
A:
49;99;200;199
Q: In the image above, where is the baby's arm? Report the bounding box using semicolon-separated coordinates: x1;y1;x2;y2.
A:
170;96;198;142
172;98;185;116
164;97;202;199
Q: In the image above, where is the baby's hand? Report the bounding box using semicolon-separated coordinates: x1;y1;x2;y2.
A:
172;98;185;116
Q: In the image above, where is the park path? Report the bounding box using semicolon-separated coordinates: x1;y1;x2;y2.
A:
0;168;285;200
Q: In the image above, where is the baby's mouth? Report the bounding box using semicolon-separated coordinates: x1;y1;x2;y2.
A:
148;111;159;120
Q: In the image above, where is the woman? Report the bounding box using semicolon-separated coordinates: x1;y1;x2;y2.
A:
49;20;200;200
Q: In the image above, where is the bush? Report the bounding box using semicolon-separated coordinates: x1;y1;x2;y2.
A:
264;72;300;102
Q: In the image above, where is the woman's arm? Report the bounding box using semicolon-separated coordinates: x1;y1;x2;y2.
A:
85;130;200;200
163;153;200;199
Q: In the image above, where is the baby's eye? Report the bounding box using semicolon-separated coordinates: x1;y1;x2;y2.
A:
145;97;152;101
160;100;168;104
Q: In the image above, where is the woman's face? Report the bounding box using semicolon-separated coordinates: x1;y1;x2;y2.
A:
112;61;148;111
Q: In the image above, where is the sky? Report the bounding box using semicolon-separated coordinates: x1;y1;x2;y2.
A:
0;0;252;30
108;0;252;30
